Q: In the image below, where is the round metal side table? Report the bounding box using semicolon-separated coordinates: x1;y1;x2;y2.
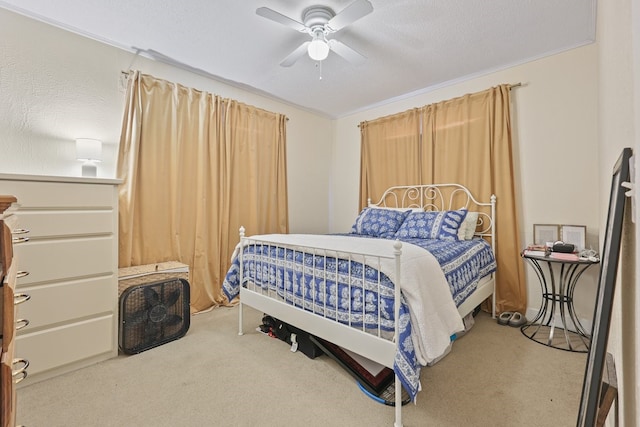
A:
520;252;599;353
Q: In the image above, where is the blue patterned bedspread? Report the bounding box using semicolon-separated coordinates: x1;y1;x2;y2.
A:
222;235;496;401
398;237;497;307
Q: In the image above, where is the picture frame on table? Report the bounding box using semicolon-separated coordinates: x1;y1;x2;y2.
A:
533;224;560;245
561;225;587;251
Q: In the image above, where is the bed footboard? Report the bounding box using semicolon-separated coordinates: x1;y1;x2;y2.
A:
236;227;402;365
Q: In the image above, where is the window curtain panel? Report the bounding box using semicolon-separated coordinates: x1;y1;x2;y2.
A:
421;85;526;314
219;99;289;275
117;71;288;312
359;108;421;208
358;85;526;314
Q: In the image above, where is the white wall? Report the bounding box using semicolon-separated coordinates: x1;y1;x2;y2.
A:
598;0;639;425
0;8;333;234
332;45;601;322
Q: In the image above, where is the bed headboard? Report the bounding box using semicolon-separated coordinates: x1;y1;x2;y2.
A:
368;183;496;247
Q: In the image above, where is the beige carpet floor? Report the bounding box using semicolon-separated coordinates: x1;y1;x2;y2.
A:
16;307;587;427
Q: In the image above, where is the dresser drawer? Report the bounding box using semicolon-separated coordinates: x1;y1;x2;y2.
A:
15;277;115;332
14;237;114;286
13;210;113;239
15;315;114;377
0;181;114;209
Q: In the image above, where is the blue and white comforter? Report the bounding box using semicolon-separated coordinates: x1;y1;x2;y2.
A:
222;234;496;401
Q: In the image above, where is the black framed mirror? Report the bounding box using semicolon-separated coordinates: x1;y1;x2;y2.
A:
576;147;632;426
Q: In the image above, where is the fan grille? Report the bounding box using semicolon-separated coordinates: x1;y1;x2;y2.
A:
119;278;190;354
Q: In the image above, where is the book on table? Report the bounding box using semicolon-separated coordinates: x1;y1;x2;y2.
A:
523;247;579;261
550;252;579;261
523;249;547;257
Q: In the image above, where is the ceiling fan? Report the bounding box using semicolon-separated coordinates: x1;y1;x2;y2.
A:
256;0;374;67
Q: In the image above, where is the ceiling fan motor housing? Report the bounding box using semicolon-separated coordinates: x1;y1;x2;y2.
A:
302;6;335;34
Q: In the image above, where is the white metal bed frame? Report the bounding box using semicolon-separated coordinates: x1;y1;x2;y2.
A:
236;184;496;427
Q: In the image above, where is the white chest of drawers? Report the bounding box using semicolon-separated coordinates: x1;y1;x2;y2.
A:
0;174;121;385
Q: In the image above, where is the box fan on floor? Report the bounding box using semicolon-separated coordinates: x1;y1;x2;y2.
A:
118;262;191;354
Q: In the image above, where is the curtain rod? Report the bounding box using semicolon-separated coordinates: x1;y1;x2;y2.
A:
357;83;523;127
118;70;289;121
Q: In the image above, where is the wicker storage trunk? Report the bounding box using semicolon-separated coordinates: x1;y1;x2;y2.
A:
118;261;189;295
117;261;191;354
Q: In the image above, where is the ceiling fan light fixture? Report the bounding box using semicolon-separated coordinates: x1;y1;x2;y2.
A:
308;37;329;61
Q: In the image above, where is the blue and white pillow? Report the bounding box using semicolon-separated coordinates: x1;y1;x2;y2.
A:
394;209;468;241
350;207;411;238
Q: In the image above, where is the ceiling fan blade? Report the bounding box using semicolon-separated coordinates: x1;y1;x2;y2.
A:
280;41;311;67
327;39;366;65
326;0;373;32
256;7;307;32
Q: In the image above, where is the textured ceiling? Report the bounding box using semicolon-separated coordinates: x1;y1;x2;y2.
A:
0;0;596;118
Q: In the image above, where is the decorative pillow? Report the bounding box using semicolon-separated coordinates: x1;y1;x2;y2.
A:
394;209;468;241
350;207;411;238
457;211;480;240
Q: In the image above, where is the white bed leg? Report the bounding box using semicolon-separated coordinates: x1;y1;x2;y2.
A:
238;301;244;336
238;225;246;336
492;289;496;319
394;374;403;427
393;240;403;427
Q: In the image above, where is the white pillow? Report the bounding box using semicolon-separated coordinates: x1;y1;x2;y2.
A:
457;211;479;240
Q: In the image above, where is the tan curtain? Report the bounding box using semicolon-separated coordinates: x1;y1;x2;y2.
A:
222;100;288;237
421;85;526;314
117;71;288;312
359;109;421;208
358;85;526;314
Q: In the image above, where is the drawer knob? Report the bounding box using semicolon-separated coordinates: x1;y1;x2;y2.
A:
11;228;29;235
12;236;29;244
12;358;29;372
14;293;31;305
15;318;30;330
12;370;27;384
16;270;29;278
12;358;29;384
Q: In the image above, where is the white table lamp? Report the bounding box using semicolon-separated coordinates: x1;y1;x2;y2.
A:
76;138;102;177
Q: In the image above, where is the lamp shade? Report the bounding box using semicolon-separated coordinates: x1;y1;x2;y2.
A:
76;138;102;161
308;38;329;61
